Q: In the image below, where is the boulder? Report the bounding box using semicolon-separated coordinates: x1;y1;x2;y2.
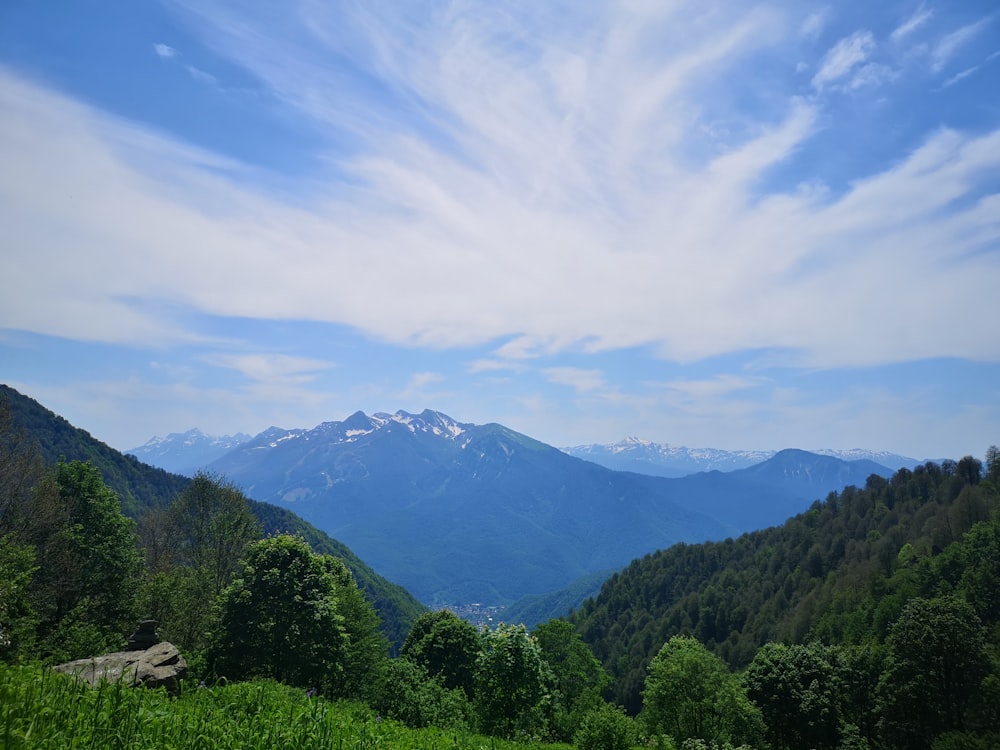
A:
53;641;187;691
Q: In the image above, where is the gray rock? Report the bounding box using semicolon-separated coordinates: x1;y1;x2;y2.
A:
53;641;187;691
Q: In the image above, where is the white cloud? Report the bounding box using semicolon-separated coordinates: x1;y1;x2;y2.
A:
932;18;990;72
544;367;607;393
1;0;999;382
940;66;978;87
153;43;177;59
890;5;933;42
812;30;876;90
800;10;828;39
201;353;334;384
848;62;899;89
184;65;217;85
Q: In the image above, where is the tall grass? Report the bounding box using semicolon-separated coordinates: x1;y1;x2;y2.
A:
0;664;572;749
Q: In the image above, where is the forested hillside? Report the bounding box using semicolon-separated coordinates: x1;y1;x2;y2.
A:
571;452;1000;718
0;385;425;648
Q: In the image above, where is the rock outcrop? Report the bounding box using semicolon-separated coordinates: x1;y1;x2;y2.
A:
53;641;187;691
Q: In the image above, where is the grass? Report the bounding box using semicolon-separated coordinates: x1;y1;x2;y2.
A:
0;663;572;749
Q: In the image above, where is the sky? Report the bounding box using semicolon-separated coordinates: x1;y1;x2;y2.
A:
1;0;999;460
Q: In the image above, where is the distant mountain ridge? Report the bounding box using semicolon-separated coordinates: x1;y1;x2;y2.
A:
563;437;917;477
202;409;732;606
128;428;253;476
126;410;901;608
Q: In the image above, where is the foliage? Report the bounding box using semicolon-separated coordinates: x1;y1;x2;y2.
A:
533;618;611;742
0;663;569;750
249;498;426;652
31;460;144;661
207;534;348;692
371;657;473;730
0;384;189;517
2;384;425;652
742;641;841;750
320;553;389;701
877;596;988;750
137;472;261;658
573;702;638;750
643;635;761;747
474;622;554;739
400;609;479;695
0;535;36;659
570;457;999;712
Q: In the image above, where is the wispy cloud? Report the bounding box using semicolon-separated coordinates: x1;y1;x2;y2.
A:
940;66;978;87
184;65;217;85
891;5;934;42
201;353;334;384
812;30;876;89
932;18;991;72
544;367;607;393
2;0;999;381
800;10;829;39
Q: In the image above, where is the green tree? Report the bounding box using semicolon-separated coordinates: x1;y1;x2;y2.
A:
574;702;638;750
33;461;143;661
985;445;1000;488
474;622;554;739
533;619;611;742
878;596;988;750
401;609;479;696
372;657;472;730
138;473;260;654
643;635;761;747
0;535;36;660
168;472;260;593
207;535;346;692
743;642;840;750
320;554;387;700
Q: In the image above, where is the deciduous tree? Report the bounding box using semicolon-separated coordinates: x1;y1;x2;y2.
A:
474;622;554;739
643;635;761;747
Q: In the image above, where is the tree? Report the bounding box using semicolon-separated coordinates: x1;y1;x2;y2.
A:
138;473;260;653
371;657;472;730
474;622;554;739
401;609;479;696
0;535;36;660
743;642;840;750
320;553;387;700
877;596;988;750
207;535;346;692
168;472;260;594
985;445;1000;488
32;461;143;661
574;702;638;750
643;635;761;747
533;619;611;742
205;535;384;699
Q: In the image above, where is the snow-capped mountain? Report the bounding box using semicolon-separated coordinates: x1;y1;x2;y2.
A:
196;409;731;605
563;438;775;477
563;438;919;477
127;428;252;476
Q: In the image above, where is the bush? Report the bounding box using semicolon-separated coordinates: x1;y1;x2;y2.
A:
574;702;637;750
371;657;472;730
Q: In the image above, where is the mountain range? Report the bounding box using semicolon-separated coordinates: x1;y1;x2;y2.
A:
562;437;918;477
128;410;896;608
128;428;253;475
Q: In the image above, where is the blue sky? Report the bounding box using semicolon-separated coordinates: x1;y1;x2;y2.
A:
1;0;998;459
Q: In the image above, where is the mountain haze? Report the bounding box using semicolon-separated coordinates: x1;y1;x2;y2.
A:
205;410;731;605
564;437;917;477
128;428;253;476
